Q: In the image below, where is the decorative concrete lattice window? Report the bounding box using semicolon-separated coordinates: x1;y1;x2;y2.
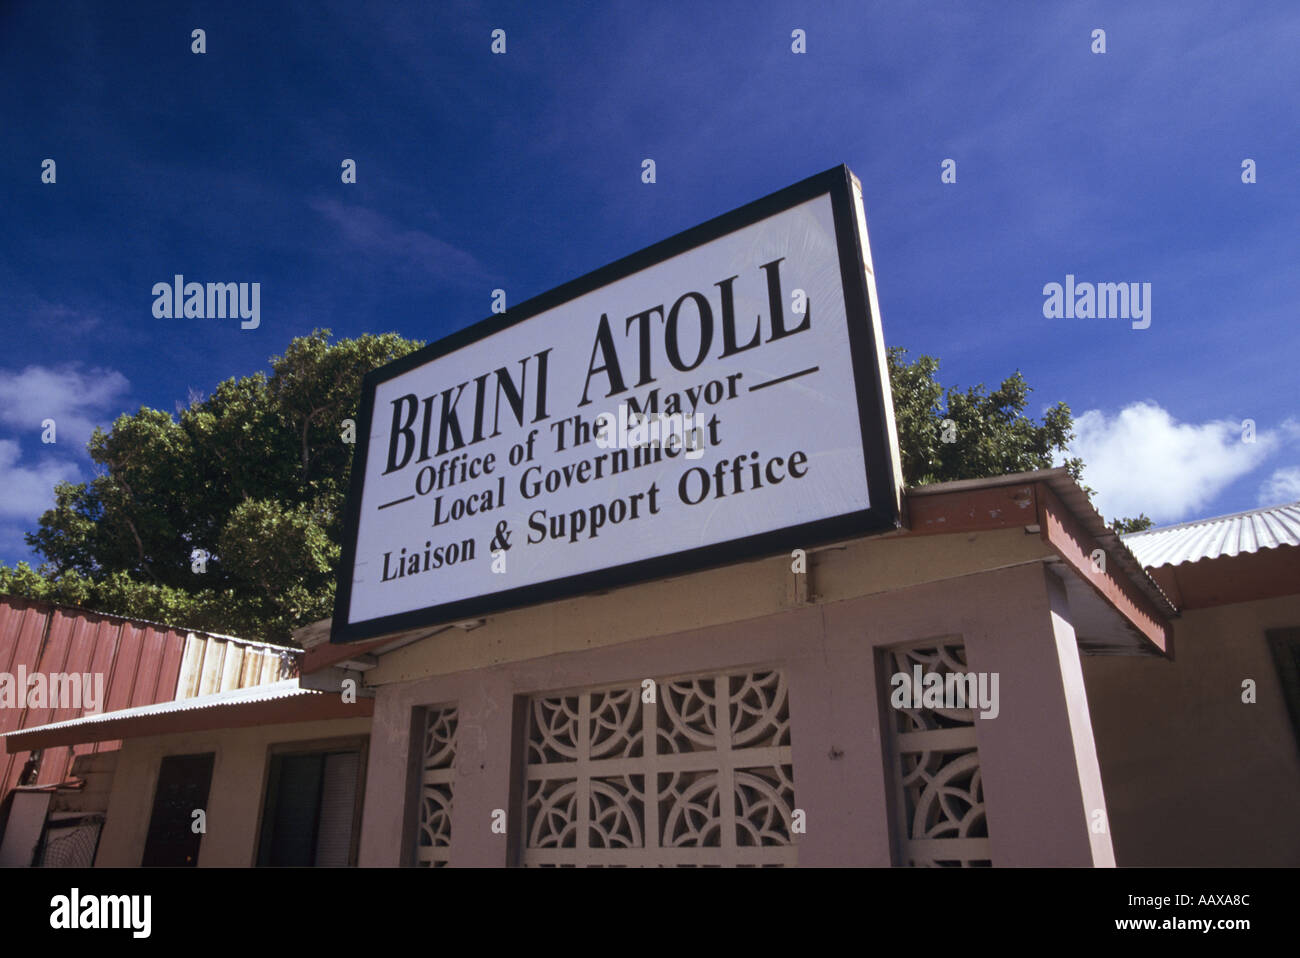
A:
416;704;458;867
884;642;992;866
520;670;797;866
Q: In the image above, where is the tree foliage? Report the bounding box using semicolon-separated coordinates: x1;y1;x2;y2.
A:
1108;513;1154;534
0;335;1147;644
886;347;1149;531
886;347;1086;487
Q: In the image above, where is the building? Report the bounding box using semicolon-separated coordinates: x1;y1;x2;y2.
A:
7;486;1296;868
0;597;320;866
1083;499;1300;866
5;679;373;867
299;468;1184;867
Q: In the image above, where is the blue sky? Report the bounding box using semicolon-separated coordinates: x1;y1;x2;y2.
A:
2;0;1297;566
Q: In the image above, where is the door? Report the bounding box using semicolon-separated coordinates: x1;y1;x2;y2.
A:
141;752;214;866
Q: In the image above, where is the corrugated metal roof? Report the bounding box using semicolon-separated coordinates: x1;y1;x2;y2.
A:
1;679;318;739
0;592;300;651
1;595;301;807
0;598;192;802
1121;500;1300;568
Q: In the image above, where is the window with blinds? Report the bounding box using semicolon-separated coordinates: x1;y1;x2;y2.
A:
256;743;365;867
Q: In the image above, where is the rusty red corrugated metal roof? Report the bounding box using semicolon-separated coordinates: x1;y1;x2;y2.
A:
907;467;1176;616
0;595;299;811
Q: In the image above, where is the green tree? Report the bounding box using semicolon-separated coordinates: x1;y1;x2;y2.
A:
886;346;1086;486
1109;514;1154;534
885;347;1149;529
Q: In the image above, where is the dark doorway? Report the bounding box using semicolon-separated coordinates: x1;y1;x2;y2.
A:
140;752;214;867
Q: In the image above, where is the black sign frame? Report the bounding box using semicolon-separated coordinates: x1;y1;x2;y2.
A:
331;164;901;644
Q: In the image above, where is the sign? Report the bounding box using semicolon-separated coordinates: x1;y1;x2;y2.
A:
332;165;902;643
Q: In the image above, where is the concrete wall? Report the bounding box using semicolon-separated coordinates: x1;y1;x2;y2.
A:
0;791;51;867
1083;593;1300;866
370;527;1056;684
359;558;1113;867
94;716;371;867
54;752;118;816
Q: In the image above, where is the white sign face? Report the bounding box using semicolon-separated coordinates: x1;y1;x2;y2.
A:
334;167;900;641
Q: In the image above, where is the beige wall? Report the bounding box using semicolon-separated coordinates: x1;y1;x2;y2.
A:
94;716;372;867
1083;593;1300;866
360;555;1114;867
371;527;1056;684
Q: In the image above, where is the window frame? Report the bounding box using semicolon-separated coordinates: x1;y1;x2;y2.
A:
1266;628;1300;755
140;751;216;867
253;735;369;867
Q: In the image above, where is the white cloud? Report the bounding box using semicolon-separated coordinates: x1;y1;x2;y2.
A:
0;363;129;452
1067;401;1282;523
0;364;126;561
1259;466;1300;506
0;439;83;520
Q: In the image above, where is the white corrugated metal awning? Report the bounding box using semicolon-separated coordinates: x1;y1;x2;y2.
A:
1121;500;1300;568
0;679;319;740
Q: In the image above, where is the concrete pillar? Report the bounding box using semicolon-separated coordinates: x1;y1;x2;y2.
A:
358;689;413;866
966;564;1115;866
445;672;515;866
